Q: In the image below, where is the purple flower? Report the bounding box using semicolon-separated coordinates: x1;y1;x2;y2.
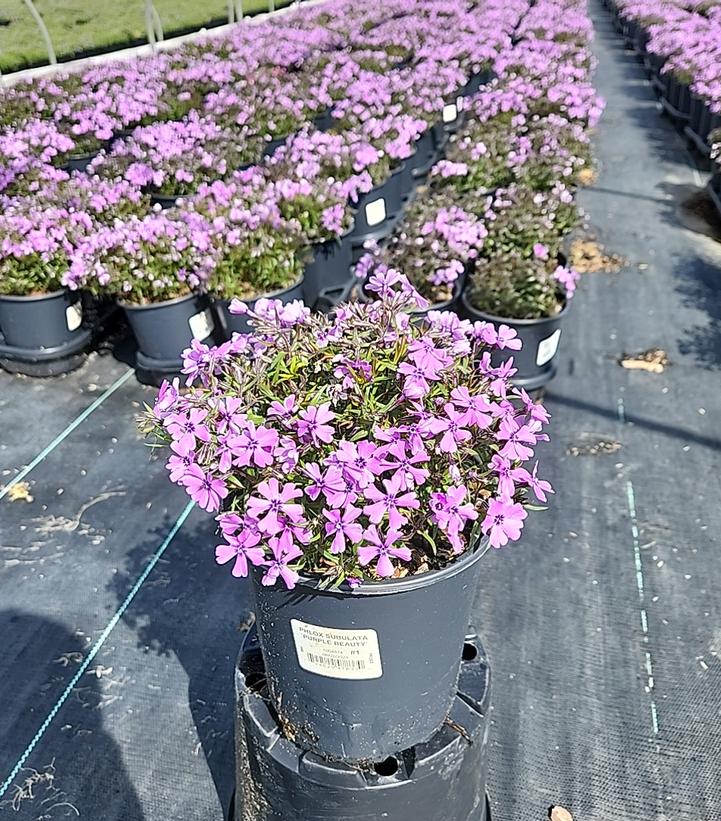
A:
215;532;266;578
490;454;528;499
377;440;429;489
296;403;336;445
261;531;303;589
334;439;383;489
182;464;228;512
323;506;364;554
228;422;279;468
247;478;304;535
524;461;554;503
482;498;528;549
364;472;420;529
422;403;473;453
498;417;537;461
430;484;478;552
450;386;495;428
357;525;412;577
165;409;211;454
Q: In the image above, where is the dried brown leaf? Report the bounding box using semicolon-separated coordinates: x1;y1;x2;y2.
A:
620;348;668;373
550;807;574;821
5;481;33;503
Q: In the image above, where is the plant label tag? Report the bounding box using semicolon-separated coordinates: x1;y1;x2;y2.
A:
66;302;83;332
291;619;383;680
188;309;214;341
456;95;464;112
365;197;386;227
536;328;561;366
443;102;458;123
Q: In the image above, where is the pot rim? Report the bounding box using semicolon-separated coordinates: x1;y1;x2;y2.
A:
121;290;204;311
217;274;305;305
0;288;73;303
460;288;570;326
281;535;489;598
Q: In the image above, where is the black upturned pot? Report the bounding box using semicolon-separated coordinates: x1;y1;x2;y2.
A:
215;277;305;337
123;292;218;366
303;232;353;308
460;290;568;390
350;164;405;243
249;540;487;762
232;626;492;821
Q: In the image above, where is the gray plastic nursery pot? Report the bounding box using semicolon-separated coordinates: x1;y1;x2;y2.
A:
0;289;93;376
232;626;492;821
123;291;219;366
409;129;436;179
249;539;487;762
214;277;305;337
460;290;569;390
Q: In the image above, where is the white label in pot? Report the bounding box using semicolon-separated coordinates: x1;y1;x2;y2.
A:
66;302;83;332
536;328;562;366
291;618;383;680
188;309;214;340
456;95;464;112
442;102;458;123
365;197;386;227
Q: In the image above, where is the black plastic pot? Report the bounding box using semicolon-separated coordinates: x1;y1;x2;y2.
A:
0;289;84;349
263;135;288;158
461;67;494;98
661;75;691;122
232;625;491;821
249;540;487;761
303;233;353;308
123;292;219;368
215;278;305;337
397;149;418;199
149;192;181;209
349;164;405;244
685;95;721;157
58;144;108;173
0;289;93;376
313;108;336;133
460;290;568;390
409;129;436;180
442;97;465;133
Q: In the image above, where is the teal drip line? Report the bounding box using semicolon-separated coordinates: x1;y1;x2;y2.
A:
0;500;195;799
0;369;133;501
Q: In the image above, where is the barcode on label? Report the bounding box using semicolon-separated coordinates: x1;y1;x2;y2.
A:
291;619;383;680
305;652;368;672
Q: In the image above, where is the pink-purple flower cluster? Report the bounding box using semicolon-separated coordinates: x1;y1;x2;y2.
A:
145;275;553;588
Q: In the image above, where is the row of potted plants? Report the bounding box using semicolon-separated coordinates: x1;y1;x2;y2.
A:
134;0;603;773
0;0;601;385
607;0;721;155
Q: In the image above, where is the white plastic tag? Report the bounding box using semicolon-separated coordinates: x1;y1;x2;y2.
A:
536;328;561;366
188;309;215;340
443;103;458;123
456;95;464;112
291;618;383;680
365;197;387;227
66;302;83;332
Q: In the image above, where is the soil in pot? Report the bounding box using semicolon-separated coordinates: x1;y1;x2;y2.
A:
123;291;218;363
216;277;305;336
249;539;487;762
460;290;568;390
